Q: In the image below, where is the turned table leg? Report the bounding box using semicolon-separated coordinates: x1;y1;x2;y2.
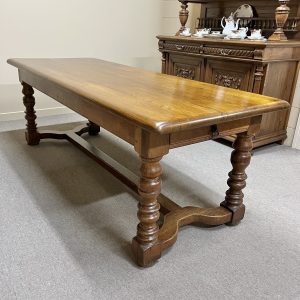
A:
87;121;100;136
22;82;40;145
221;132;253;225
132;156;162;267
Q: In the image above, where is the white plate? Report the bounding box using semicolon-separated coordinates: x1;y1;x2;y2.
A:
247;37;267;42
234;4;254;18
180;33;192;37
247;36;265;40
192;34;203;38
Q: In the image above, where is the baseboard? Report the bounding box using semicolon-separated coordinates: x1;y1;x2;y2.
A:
0;107;73;122
292;115;300;149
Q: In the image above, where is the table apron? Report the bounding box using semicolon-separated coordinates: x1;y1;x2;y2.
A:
170;118;251;148
19;69;137;146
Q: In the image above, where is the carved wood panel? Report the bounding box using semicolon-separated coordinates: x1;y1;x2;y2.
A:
169;54;203;81
215;73;242;89
175;66;196;79
204;59;255;91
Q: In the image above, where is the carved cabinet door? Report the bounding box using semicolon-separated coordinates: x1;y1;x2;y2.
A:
168;54;203;81
204;59;255;91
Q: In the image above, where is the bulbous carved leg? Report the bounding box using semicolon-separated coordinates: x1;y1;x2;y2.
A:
132;156;162;267
87;121;100;136
221;133;253;225
22;82;40;145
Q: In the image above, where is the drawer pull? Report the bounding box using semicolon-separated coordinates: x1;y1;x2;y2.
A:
176;45;185;51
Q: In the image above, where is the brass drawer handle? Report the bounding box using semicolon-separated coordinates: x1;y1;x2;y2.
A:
176;45;185;51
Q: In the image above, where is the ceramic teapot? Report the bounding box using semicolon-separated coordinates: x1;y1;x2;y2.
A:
221;13;240;35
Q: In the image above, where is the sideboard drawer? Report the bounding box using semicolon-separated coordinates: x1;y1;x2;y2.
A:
159;41;257;59
159;41;202;54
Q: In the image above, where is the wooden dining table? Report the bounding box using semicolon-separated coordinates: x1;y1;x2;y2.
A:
8;58;289;267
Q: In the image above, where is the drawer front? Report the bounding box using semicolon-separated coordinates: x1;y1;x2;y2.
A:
159;41;202;54
204;59;255;91
159;40;258;59
168;54;203;80
202;46;255;59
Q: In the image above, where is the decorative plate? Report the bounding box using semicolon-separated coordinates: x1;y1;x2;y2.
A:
234;4;254;18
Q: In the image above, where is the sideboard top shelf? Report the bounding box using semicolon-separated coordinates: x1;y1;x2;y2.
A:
176;0;300;40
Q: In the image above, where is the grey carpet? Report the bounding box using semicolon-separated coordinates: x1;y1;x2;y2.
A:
0;115;300;300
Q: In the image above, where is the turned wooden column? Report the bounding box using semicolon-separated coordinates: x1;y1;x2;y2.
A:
221;132;253;225
87;121;100;136
161;52;167;74
176;1;189;35
253;65;265;94
269;0;290;41
22;82;40;145
132;156;162;267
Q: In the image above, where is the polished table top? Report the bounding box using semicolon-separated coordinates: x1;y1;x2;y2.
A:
8;58;289;134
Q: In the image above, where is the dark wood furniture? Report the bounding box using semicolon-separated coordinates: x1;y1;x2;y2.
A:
8;58;288;267
157;0;300;148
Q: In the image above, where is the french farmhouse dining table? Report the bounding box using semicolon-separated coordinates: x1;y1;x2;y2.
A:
8;58;288;267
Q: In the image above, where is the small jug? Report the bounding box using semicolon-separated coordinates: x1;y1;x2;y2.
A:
251;29;262;39
238;27;248;39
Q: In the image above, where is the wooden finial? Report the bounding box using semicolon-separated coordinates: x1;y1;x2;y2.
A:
176;1;189;36
268;0;291;41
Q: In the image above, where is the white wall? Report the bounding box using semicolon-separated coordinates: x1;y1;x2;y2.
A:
285;70;300;147
292;113;300;149
0;0;162;120
291;74;300;149
161;0;200;35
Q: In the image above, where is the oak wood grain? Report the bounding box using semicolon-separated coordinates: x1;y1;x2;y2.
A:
8;58;288;134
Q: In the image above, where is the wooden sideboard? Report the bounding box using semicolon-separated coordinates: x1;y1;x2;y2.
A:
157;36;300;147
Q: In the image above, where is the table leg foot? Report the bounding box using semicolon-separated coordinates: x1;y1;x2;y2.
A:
88;121;100;136
221;132;253;225
22;82;40;146
132;237;161;267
